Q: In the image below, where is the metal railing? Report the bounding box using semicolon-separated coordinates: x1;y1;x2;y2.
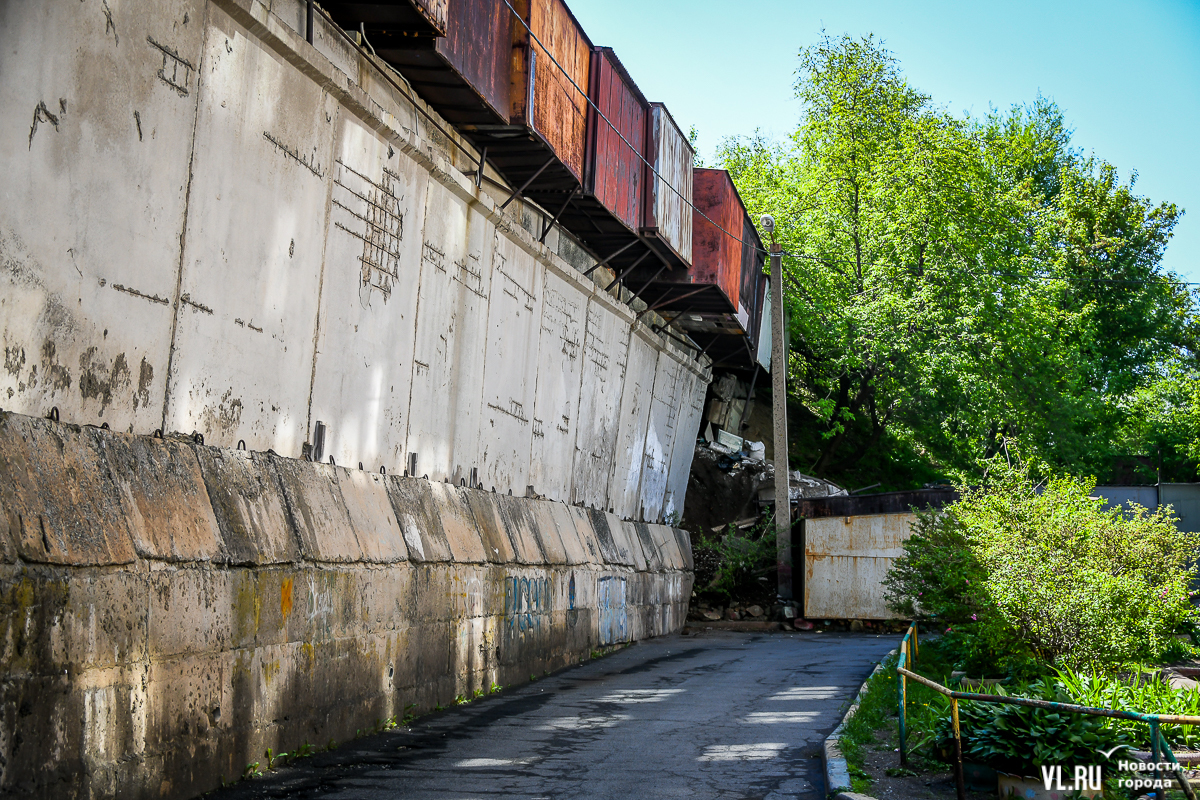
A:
896;621;1200;800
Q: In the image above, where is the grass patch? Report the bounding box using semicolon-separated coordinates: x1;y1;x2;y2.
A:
838;637;963;791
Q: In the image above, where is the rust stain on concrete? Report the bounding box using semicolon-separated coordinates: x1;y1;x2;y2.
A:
281;576;293;619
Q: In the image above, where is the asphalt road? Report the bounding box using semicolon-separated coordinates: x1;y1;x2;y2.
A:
216;631;898;800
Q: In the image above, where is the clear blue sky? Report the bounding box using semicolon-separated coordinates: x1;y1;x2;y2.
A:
568;0;1200;282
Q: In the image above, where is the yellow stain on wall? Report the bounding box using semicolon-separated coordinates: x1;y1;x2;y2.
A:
281;577;294;621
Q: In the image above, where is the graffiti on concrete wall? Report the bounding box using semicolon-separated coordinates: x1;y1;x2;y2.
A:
505;575;551;634
597;575;628;645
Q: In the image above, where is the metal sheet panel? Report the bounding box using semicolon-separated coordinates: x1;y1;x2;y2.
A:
1092;485;1159;514
691;168;745;309
571;299;629;508
755;278;772;370
740;214;765;327
527;271;586;501
585;48;646;234
403;180;495;483
608;329;659;519
476;231;543;494
804;513;917;620
662;363;707;524
0;0;206;434
638;349;682;522
643;103;693;264
435;0;511;119
164;9;339;453
1160;484;1200;533
308;118;429;472
528;0;591;181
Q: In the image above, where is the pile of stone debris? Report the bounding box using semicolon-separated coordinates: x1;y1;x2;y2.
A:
689;600;772;623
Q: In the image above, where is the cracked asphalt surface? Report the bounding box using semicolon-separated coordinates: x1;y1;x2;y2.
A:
214;630;898;800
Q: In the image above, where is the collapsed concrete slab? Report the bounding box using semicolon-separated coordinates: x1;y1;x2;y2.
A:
0;412;692;799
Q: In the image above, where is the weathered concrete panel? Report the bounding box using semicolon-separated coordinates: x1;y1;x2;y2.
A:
100;432;223;562
270;457;361;563
547;501;591;566
663;361;708;523
163;6;338;453
608;515;649;571
0;568;147;675
527;271;586;500
476;233;543;496
608;327;659;520
192;446;299;565
0;413;136;566
0;0;205;433
495;493;551;565
639;350;683;522
571;299;631;508
461;490;519;564
308;116;429;472
387;476;454;563
335;468;409;563
402;174;492;484
427;481;487;563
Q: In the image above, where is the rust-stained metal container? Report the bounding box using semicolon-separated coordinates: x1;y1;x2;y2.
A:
740;213;766;336
325;0;448;39
508;0;592;183
329;0;508;127
641;102;693;267
691;168;746;310
583;47;647;234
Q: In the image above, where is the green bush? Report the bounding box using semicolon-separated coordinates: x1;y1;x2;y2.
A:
885;463;1200;670
697;515;777;600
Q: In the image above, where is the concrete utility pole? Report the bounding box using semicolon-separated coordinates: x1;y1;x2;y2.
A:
766;230;791;603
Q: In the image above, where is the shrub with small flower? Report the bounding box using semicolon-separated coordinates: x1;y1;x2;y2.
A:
884;462;1200;671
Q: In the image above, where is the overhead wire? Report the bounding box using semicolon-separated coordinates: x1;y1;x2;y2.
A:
499;0;1197;292
323;3;1196;294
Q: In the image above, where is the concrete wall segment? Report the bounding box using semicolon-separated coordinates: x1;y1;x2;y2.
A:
0;413;137;566
570;299;630;508
307;117;428;474
522;500;570;566
546;501;591;566
611;517;649;571
426;481;487;563
163;4;338;454
334;468;409;563
460;489;518;564
527;270;586;501
191;446;299;565
269;456;361;562
386;476;454;563
0;0;207;435
99;432;224;562
495;493;552;565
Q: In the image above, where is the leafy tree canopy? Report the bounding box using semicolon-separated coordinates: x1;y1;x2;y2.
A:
720;33;1196;487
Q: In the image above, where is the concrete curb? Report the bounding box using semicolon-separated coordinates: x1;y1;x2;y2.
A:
823;647;897;798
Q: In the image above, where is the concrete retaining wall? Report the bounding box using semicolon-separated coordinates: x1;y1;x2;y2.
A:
0;0;709;523
0;411;693;799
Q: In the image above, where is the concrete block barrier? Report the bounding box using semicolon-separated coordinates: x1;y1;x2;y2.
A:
0;411;692;800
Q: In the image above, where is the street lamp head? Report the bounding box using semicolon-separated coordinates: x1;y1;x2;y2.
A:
759;214;775;234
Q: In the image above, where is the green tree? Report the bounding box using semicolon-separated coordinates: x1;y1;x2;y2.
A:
721;34;1193;486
